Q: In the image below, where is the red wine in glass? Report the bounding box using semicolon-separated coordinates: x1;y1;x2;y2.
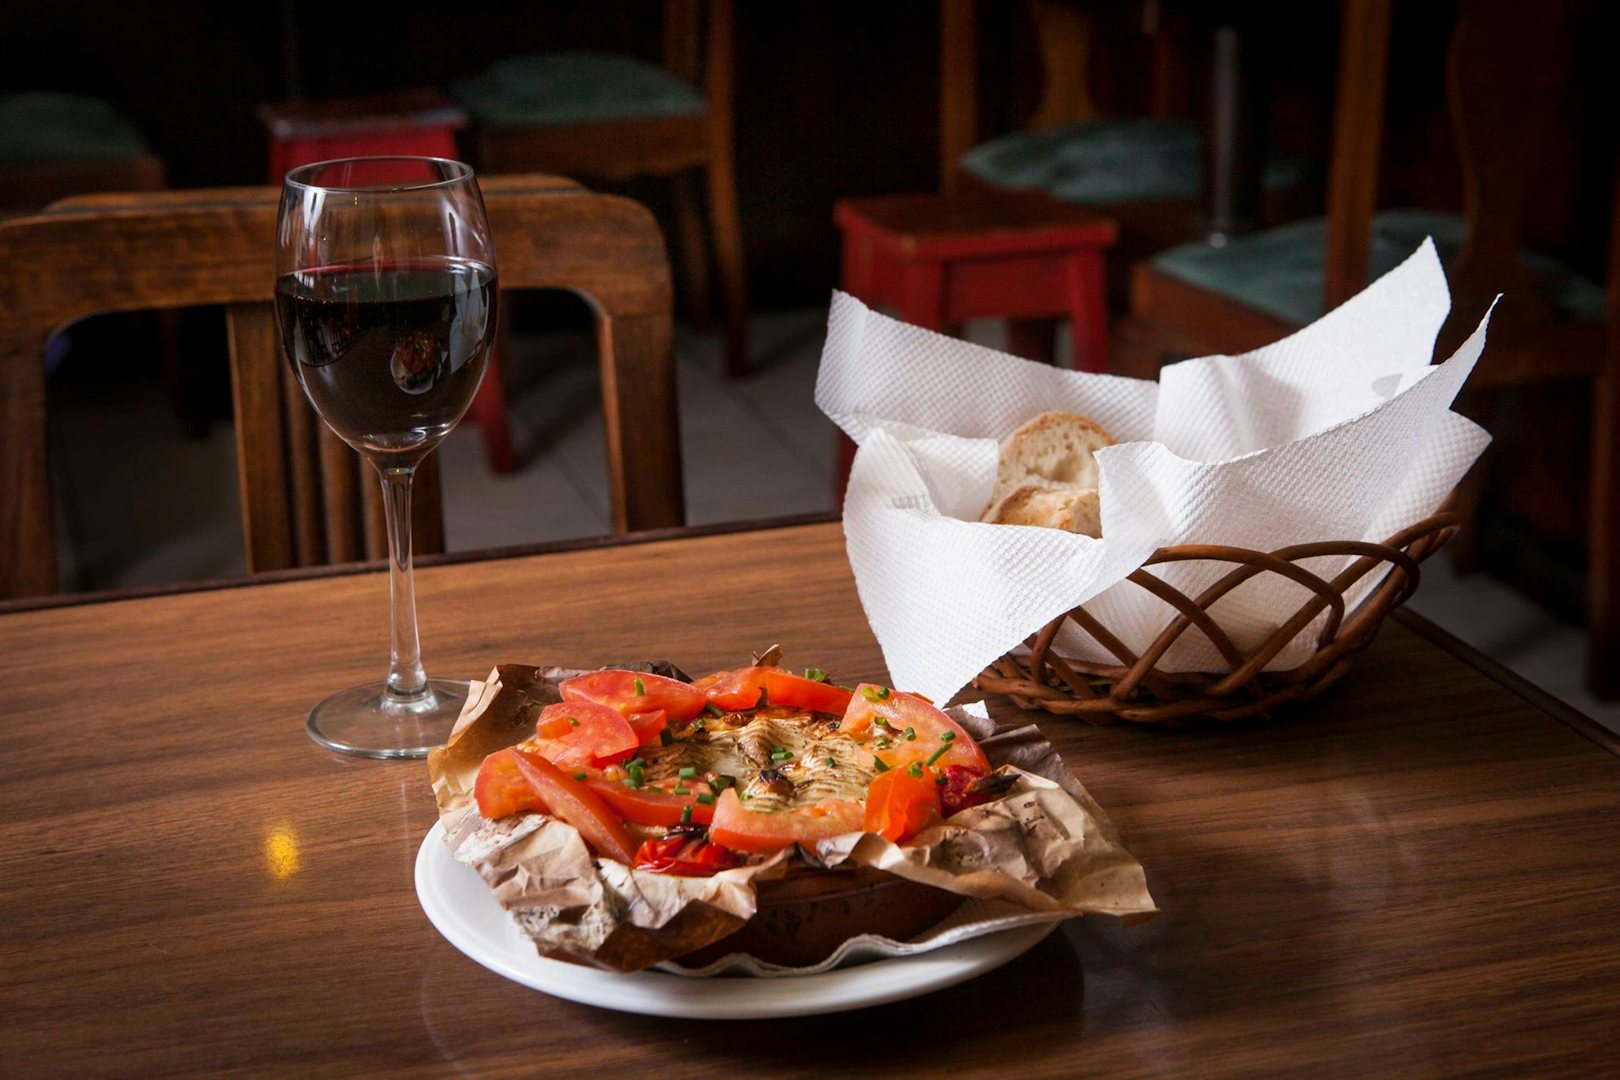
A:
275;258;497;457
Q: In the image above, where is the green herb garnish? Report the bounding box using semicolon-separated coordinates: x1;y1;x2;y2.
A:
695;793;716;806
925;744;951;767
875;736;890;749
673;784;690;795
872;756;890;772
825;757;837;768
935;774;947;786
703;702;724;718
711;774;736;791
567;716;580;727
805;667;827;683
903;727;916;741
680;805;693;824
770;747;793;762
861;685;891;702
633;677;646;696
573;771;588;781
907;761;923;778
678;766;698;779
941;730;957;743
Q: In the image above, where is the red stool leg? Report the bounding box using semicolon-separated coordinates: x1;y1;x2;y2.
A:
1066;251;1110;373
469;318;519;475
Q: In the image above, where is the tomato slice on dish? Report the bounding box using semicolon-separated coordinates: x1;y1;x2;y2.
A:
560;670;708;724
585;777;716;827
473;747;551;820
508;747;636;864
531;701;639;768
839;686;991;773
625;709;667;744
632;836;738;876
863;765;943;843
708;789;864;856
704;667;854;715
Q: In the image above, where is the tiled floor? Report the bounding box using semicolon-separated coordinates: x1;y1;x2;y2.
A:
48;309;1619;734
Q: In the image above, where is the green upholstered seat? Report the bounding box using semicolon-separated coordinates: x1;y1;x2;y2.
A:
959;118;1308;206
0;91;152;163
450;52;706;128
1150;208;1606;325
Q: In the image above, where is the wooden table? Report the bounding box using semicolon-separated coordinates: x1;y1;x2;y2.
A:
3;521;1617;1077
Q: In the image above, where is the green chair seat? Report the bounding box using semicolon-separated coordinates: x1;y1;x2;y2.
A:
1150;208;1606;325
0;91;153;164
960;118;1308;206
450;52;706;129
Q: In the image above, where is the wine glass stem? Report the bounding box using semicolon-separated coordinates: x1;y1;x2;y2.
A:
375;461;428;699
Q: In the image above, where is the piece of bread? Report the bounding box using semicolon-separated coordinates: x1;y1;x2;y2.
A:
986;411;1115;511
983;485;1102;536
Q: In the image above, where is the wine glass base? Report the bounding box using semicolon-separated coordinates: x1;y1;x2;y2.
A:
305;679;471;760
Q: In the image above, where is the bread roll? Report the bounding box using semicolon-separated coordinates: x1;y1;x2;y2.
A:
983;485;1102;536
986;411;1114;510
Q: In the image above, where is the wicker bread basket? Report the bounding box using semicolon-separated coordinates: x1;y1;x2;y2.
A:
973;511;1459;724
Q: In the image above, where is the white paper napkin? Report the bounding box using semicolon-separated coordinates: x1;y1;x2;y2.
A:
817;240;1493;704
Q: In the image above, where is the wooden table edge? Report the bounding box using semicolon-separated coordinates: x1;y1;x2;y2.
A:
0;511;841;616
1391;608;1618;755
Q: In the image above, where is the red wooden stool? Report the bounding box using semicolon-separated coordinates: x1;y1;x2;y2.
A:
260;90;521;476
832;189;1118;497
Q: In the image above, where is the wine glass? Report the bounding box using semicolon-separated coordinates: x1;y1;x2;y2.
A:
274;157;498;759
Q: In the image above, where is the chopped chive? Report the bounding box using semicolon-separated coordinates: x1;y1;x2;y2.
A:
711;774;736;791
573;771;588;781
872;756;890;772
693;717;706;731
680;805;693;824
825;757;837;768
673;784;690;795
633;677;646;696
703;702;724;718
625;757;646;769
660;728;675;746
678;766;698;779
903;727;916;741
941;730;957;743
875;736;890;749
567;716;580;727
805;667;827;683
627;762;646;788
861;686;891;702
907;761;923;779
935;775;947;786
925;745;950;767
770;747;793;762
695;792;716;806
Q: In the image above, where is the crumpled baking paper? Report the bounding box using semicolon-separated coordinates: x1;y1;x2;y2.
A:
816;239;1493;703
426;663;1156;974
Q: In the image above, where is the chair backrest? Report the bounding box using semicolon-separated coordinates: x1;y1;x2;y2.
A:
1322;0;1568;310
0;174;684;600
938;0;1183;194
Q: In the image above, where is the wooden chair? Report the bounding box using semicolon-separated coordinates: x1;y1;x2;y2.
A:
1116;0;1620;696
0;175;684;601
456;0;747;377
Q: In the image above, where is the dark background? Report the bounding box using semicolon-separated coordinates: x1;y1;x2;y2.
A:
9;1;1617;309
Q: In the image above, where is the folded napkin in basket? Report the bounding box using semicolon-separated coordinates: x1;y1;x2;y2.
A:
816;239;1493;705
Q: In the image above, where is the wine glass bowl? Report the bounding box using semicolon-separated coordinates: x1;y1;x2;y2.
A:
275;157;498;758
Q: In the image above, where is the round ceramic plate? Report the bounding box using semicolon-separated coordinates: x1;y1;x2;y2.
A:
414;822;1055;1019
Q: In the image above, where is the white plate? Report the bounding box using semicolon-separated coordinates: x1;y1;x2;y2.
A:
414;822;1056;1019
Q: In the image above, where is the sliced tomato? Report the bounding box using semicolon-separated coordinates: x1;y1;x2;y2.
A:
508;747;636;864
561;670;708;724
840;685;991;773
473;747;550;819
704;667;854;715
626;709;667;744
708;789;864;856
531;701;638;768
632;836;738;876
585;777;716;827
864;765;943;843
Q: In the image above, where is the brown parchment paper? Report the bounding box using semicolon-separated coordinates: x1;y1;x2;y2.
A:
426;663;1156;973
